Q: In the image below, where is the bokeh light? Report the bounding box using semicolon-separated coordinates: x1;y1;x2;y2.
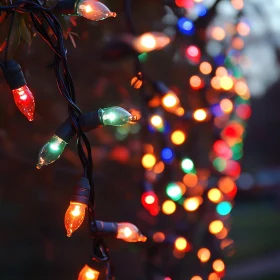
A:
209;220;224;234
216;201;232;216
212;259;225;272
183;173;198;187
166;182;183;201
193;109;207;121
197;248;211;263
142;154;156;169
183;197;201;212
153;232;165;243
208;188;223;203
174;237;187;251
181;158;194;173
162;200;176;215
200;61;212;75
171;130;186;145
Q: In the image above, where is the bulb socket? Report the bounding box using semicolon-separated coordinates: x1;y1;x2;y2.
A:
91;220;118;237
55;110;102;143
1;60;27;90
71;177;91;205
54;0;79;16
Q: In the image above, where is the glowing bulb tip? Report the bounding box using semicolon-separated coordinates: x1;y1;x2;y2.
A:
36;164;42;170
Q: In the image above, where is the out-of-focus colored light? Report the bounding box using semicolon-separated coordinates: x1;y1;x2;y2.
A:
231;0;243;10
175;237;187;251
161;148;174;162
209;220;224;234
218;177;235;194
200;61;212;75
186;45;201;63
150;114;164;129
162;200;176;215
162;92;180;113
211;27;226;41
177;18;195;35
153;232;165;243
236;104;251;120
191;276;202;280
153;161;165;174
176;107;185;116
216;67;227;77
213;140;232;159
220;99;233;114
183;197;201;211
133;32;170;53
173;249;185;259
181;158;194;173
215;227;228;239
208;188;223;203
171;130;186;145
213;157;227;172
213;259;225;272
232;37;244;50
208;272;220;280
196;4;207;16
235;80;248;96
193;109;207;121
183;173;198;187
142;153;156;169
131;75;143;89
211;77;221;90
220;76;233;90
166;182;183;201
217;201;232;216
237;22;250;36
197;248;211;263
141;191;159;216
225;160;241;178
190;75;203;89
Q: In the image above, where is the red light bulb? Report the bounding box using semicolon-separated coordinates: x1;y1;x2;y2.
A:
141;191;160;216
185;45;201;64
12;85;35;121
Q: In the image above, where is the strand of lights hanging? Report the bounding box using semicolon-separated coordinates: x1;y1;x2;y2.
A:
125;0;251;279
0;1;148;279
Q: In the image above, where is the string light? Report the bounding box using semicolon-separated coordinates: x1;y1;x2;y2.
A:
142;154;156;169
171;130;186;145
166;182;183;201
133;32;170;53
1;60;35;121
209;220;224;234
199;61;212;75
174;237;187;251
191;276;202;280
183;197;201;212
78;265;100;280
181;158;194;173
212;259;225;273
197;248;211;263
162;200;176;215
56;0;116;21
193;109;207;121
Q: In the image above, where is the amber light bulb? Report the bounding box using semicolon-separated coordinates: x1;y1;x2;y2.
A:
161;92;181;114
117;223;147;242
78;265;100;280
65;202;87;237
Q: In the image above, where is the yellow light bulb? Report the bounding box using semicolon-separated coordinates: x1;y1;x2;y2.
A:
193;109;207;121
175;237;187;251
209;220;224;234
117;223;147;242
78;265;100;280
64;202;87;237
208;188;223;203
197;248;211;263
162;92;181;114
162;200;176;215
213;259;225;272
171;130;186;145
150;115;163;129
142;153;156;169
183;197;201;212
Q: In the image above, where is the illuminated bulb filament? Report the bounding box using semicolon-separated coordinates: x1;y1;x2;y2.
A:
78;265;100;280
117;222;147;242
64;202;87;237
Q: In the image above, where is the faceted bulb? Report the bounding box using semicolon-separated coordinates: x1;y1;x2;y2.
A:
77;0;116;21
65;202;87;237
117;222;147;242
36;135;67;169
78;264;100;280
12;85;35;121
99;106;136;126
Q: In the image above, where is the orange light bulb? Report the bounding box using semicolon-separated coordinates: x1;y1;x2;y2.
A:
64;202;87;237
117;223;147;242
78;265;100;280
162;92;181;113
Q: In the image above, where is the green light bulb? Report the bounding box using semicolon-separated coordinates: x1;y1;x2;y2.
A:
181;158;194;173
166;183;183;201
99;106;136;126
36;135;67;169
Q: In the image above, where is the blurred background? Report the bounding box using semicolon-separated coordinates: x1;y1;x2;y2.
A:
0;0;280;279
